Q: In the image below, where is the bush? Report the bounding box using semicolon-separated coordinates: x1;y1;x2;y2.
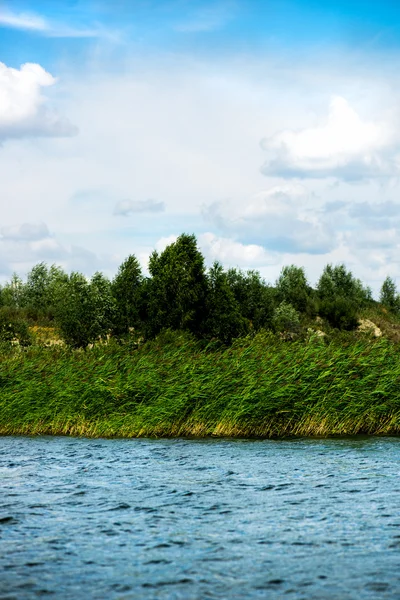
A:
0;307;32;346
272;302;301;333
318;297;359;330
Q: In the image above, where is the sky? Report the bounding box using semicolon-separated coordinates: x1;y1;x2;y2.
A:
1;1;400;294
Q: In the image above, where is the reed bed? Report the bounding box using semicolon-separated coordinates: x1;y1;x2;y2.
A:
1;331;400;438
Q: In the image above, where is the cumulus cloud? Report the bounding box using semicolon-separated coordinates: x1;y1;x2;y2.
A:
203;184;336;254
261;96;397;181
199;232;278;267
0;62;77;140
113;199;165;216
154;235;179;253
0;222;50;241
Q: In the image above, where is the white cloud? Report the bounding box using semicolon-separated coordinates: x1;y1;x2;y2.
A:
155;235;179;253
261;96;397;181
199;232;278;267
0;8;107;38
114;199;165;216
1;54;400;292
0;62;77;140
0;9;47;31
204;184;336;254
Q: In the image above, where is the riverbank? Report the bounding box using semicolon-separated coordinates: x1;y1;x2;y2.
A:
1;330;400;438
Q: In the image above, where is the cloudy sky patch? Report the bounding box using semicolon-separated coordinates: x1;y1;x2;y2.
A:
114;199;165;217
1;0;400;293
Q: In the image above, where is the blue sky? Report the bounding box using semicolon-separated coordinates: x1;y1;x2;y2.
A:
1;0;400;292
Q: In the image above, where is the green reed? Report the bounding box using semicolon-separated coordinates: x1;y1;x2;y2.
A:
1;330;400;438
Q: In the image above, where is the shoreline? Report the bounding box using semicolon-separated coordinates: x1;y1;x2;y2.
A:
2;415;400;439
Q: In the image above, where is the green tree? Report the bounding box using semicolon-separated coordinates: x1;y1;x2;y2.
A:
1;273;26;308
203;262;248;343
55;272;114;348
317;264;370;330
226;268;275;330
317;264;372;330
24;263;68;320
276;265;316;315
144;234;207;338
317;264;371;305
380;276;400;312
111;255;143;336
91;272;116;333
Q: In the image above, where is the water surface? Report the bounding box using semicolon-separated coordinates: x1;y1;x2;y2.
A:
1;436;399;599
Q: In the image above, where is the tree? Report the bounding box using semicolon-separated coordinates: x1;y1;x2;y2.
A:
276;265;316;315
91;272;116;333
380;276;400;313
317;264;371;305
1;274;26;308
317;264;371;330
54;272;114;348
144;234;208;338
111;255;143;336
226;268;275;330
202;262;248;343
24;263;68;320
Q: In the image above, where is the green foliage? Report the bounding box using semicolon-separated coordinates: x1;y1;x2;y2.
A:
145;234;207;338
112;255;143;336
1;273;26;308
0;307;32;346
319;297;359;331
226;268;275;330
276;265;316;315
0;234;399;347
380;276;400;313
272;302;300;333
24;263;68;321
54;272;115;348
317;264;371;330
318;264;371;305
203;262;248;344
1;331;400;438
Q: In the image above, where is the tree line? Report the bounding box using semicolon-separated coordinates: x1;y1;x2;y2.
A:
1;233;399;348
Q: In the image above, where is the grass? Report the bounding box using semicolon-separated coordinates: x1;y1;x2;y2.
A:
1;329;400;438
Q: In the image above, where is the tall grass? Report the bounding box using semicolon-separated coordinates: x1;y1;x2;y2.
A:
1;330;400;438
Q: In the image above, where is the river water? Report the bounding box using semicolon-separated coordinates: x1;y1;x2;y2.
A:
1;436;399;599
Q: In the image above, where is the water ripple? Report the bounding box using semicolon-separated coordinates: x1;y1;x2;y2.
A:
0;435;400;599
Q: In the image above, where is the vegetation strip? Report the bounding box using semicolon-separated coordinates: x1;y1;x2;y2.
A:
1;331;400;438
1;233;400;439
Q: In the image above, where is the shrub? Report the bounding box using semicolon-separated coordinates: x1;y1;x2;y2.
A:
318;297;359;331
272;302;301;333
0;307;32;346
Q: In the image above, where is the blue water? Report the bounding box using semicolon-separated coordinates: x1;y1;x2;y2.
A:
1;436;400;599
